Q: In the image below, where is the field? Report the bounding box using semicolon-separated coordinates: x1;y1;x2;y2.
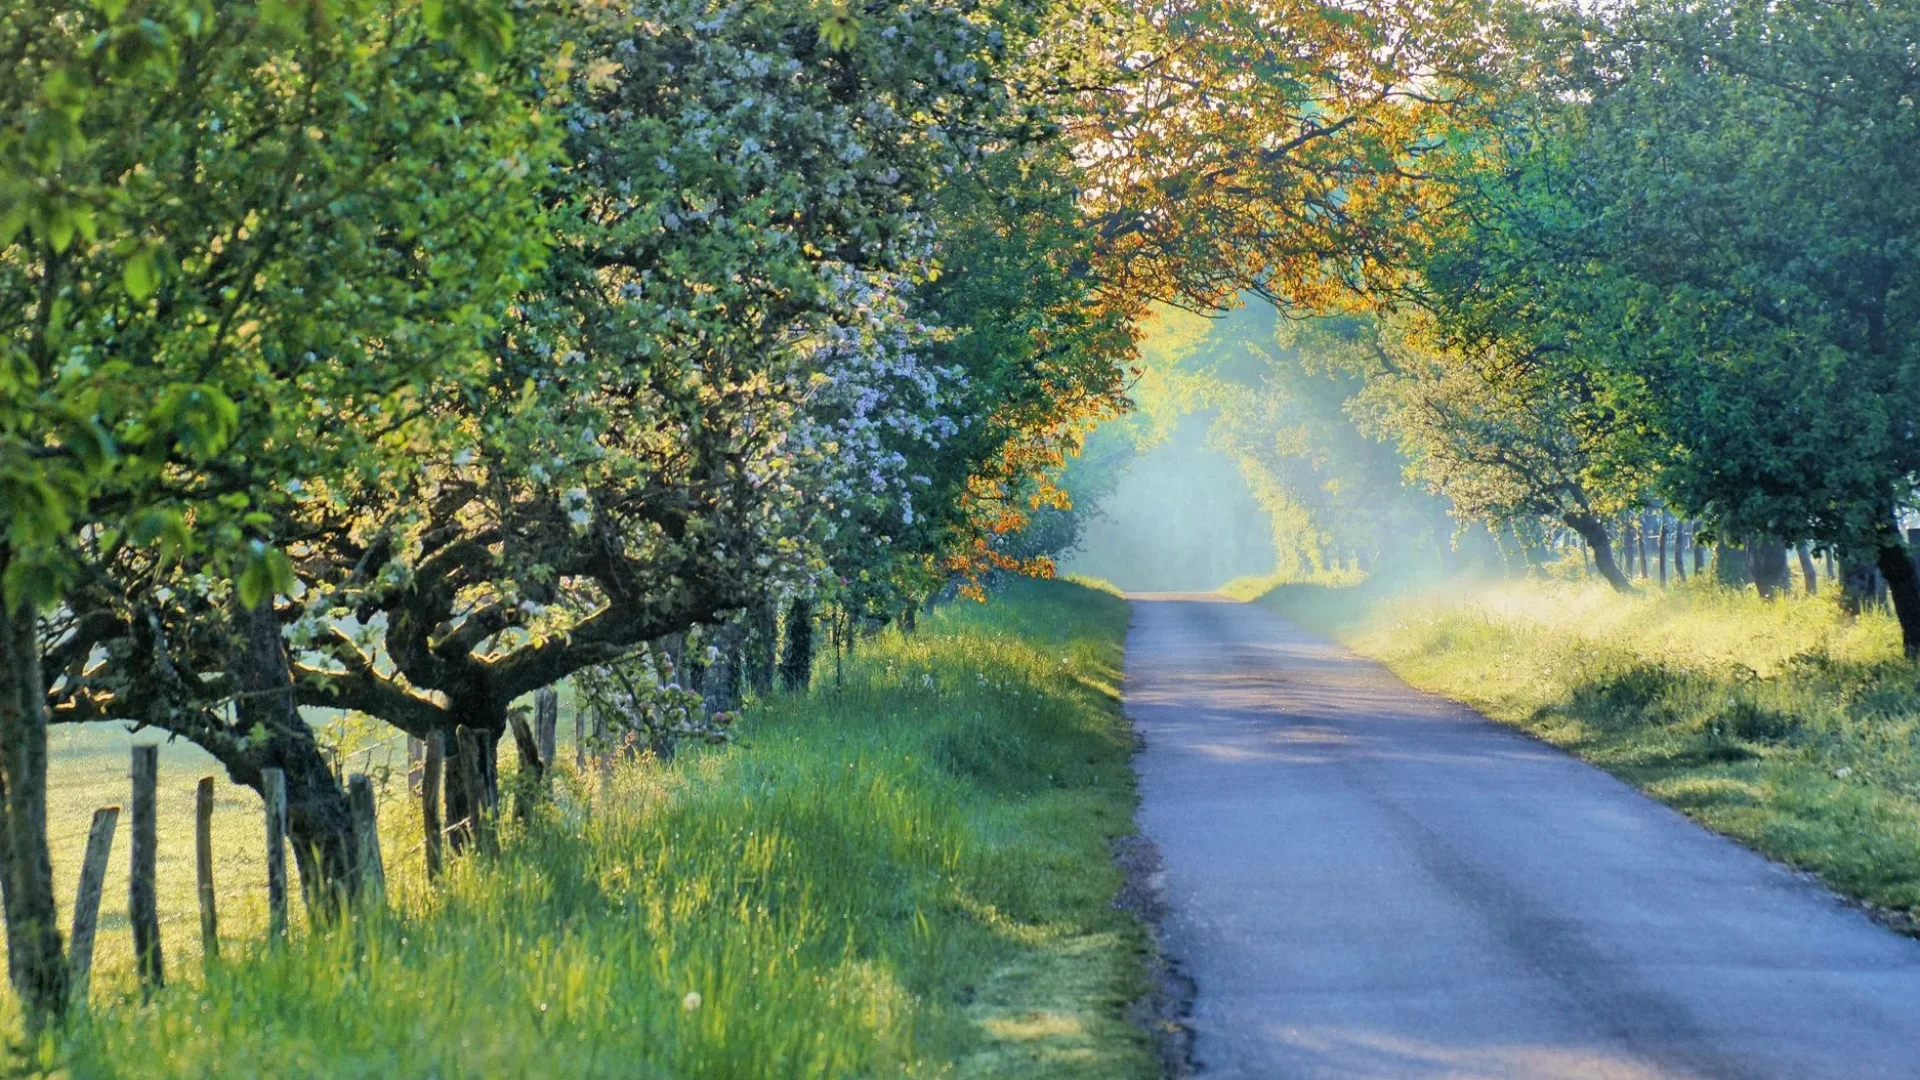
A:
1262;575;1920;923
9;580;1154;1079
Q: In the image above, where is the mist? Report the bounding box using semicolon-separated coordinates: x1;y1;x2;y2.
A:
1058;410;1275;593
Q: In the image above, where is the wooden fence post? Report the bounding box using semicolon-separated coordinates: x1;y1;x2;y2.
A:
535;688;559;775
262;767;289;939
195;776;219;964
129;746;163;990
408;736;426;796
422;732;444;880
347;773;385;904
592;708;612;794
67;805;120;1005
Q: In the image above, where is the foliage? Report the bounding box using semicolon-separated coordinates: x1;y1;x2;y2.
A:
0;0;548;609
1202;306;1451;572
1393;0;1920;604
1062;0;1496;311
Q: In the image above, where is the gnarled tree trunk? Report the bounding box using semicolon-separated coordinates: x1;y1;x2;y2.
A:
230;601;358;915
1565;513;1632;593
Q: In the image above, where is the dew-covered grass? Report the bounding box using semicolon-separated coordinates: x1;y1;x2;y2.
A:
12;579;1152;1079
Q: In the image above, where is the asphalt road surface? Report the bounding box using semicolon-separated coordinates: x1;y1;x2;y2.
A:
1126;595;1920;1079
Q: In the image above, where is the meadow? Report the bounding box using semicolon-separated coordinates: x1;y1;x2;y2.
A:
1262;574;1920;924
9;580;1153;1079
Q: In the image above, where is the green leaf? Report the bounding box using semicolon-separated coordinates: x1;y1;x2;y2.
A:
123;247;159;300
236;544;295;608
2;559;64;613
46;209;77;253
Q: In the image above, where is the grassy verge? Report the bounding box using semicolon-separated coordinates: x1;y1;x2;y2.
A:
1262;576;1920;923
19;579;1152;1079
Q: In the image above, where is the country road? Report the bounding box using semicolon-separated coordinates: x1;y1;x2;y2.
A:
1126;595;1920;1079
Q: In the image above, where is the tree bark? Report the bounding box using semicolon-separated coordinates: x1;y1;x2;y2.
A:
440;706;503;853
1749;535;1790;600
1565;513;1633;593
1656;517;1669;587
1674;520;1688;582
230;601;357;914
1795;542;1819;596
1876;540;1920;659
0;592;68;1024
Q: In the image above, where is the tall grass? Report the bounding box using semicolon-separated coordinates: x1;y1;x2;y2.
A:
18;580;1152;1079
1263;575;1920;921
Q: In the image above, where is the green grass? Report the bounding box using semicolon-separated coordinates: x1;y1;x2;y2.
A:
1262;574;1920;922
13;579;1153;1079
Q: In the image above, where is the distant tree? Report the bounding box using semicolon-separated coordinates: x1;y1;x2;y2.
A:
1446;0;1920;645
1204;305;1454;576
1301;310;1645;591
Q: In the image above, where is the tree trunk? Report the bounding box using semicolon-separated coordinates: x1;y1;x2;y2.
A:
779;598;814;692
230;601;358;914
534;688;558;774
1566;513;1632;593
1635;515;1649;579
653;632;687;689
1715;540;1751;588
1876;540;1920;659
439;703;503;854
1749;535;1790;599
1693;523;1707;573
0;592;68;1024
1674;521;1688;582
1839;552;1880;615
1795;542;1819;596
702;622;744;717
744;596;777;697
1656;517;1669;587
